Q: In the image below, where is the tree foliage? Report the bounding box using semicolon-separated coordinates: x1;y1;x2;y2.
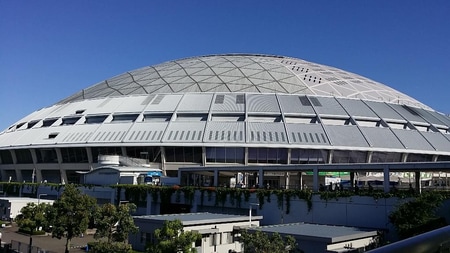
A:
389;191;447;239
147;219;201;253
15;202;52;234
94;202;139;243
88;241;132;253
49;184;97;253
240;230;300;253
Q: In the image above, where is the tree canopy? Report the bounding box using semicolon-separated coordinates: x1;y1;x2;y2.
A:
147;219;201;253
94;202;139;243
240;230;299;253
389;191;447;239
49;184;97;253
15;202;52;234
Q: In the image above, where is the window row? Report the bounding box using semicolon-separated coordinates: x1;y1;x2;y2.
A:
0;148;445;165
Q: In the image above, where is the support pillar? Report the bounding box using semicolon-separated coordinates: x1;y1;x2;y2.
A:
213;170;219;187
383;166;390;193
415;171;421;194
313;167;319;192
258;168;264;188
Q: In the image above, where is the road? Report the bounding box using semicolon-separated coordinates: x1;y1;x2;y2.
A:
0;223;94;253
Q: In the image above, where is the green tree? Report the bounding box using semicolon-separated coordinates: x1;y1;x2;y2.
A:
16;202;51;234
88;241;132;253
94;202;138;244
389;191;447;239
241;230;299;253
147;219;201;253
49;184;97;253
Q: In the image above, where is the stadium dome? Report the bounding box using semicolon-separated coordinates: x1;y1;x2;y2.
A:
1;54;449;184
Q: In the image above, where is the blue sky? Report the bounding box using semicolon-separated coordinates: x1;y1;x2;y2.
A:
1;1;449;131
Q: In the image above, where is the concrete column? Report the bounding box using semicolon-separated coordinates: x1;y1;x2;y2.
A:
415;171;421;193
313;166;319;192
284;172;289;189
213;169;219;187
258;168;264;188
383;166;390;193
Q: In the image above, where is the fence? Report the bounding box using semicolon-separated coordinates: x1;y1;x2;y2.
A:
10;240;57;253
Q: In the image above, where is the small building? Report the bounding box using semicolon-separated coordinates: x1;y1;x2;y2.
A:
248;223;378;253
0;197;54;220
79;165;163;185
130;212;262;253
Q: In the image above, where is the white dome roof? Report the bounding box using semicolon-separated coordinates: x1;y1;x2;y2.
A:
58;54;429;109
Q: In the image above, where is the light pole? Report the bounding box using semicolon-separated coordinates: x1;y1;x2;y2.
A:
249;203;259;227
38;194;47;205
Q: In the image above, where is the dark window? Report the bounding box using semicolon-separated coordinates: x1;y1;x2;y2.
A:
126;147;161;163
371;152;402;163
112;114;139;123
248;148;288;164
291;149;328;164
86;115;108;124
205;147;244;163
61;147;88;163
332;150;367;163
165;147;202;163
36;149;58;163
0;150;13;164
406;153;433;162
27;120;39;129
15;149;33;164
61;117;81;125
91;147;123;163
42;118;57;127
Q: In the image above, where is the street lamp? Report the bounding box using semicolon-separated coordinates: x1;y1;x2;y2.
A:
249;202;259;227
38;194;47;205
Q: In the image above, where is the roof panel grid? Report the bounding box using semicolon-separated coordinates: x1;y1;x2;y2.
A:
247;122;287;143
162;122;206;143
338;98;378;118
211;94;245;112
285;123;330;145
125;122;169;143
359;127;405;149
144;94;183;112
204;122;245;143
313;97;348;117
324;125;369;147
177;94;213;112
391;129;435;151
278;95;315;114
247;94;280;113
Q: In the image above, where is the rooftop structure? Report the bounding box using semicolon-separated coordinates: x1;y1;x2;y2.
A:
0;54;449;185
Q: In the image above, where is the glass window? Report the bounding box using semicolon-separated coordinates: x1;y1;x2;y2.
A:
0;150;13;164
165;147;202;163
332;150;367;163
15;149;33;164
248;148;288;164
36;149;58;163
437;155;450;161
406;153;433;162
371;152;402;163
91;147;122;163
126;147;161;163
86;115;108;124
61;148;88;163
291;149;328;164
206;147;244;164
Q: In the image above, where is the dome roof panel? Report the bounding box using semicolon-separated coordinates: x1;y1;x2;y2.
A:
56;54;430;110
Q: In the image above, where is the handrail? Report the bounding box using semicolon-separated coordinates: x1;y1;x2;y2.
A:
367;225;450;253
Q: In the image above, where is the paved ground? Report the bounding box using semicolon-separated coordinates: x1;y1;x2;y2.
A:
1;223;94;253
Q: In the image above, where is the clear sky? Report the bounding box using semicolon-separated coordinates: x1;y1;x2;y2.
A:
1;1;449;131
